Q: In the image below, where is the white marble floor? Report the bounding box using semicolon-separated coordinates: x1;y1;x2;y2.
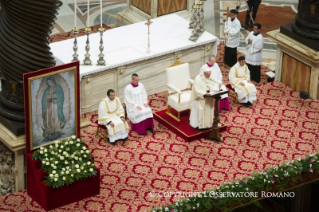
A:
53;0;299;69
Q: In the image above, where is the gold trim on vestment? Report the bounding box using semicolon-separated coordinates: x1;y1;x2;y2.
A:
243;86;250;94
103;98;118;114
234;79;241;86
233;65;247;78
117;111;124;116
98;117;110;122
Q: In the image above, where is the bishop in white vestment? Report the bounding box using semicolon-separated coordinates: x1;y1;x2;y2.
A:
224;9;241;67
98;89;129;143
124;73;155;135
200;55;230;112
245;23;264;83
189;68;219;129
229;56;257;107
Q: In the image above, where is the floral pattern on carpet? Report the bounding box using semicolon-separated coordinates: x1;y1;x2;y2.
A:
1;40;318;212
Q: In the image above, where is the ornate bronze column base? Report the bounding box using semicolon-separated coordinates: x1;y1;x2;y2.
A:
292;17;319;40
0;80;24;121
0;79;25;136
292;0;319;40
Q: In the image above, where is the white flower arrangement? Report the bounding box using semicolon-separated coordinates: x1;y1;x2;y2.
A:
32;136;97;188
150;154;319;212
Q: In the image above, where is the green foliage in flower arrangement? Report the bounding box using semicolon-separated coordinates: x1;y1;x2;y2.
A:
32;135;97;188
150;153;319;212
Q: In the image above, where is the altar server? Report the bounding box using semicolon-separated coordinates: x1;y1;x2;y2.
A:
189;68;219;129
124;73;155;135
200;55;230;112
98;89;129;144
245;23;264;83
229;56;257;107
224;9;241;67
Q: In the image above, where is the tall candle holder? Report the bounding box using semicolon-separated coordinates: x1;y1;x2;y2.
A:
71;27;79;62
83;27;92;65
198;1;205;33
97;27;106;65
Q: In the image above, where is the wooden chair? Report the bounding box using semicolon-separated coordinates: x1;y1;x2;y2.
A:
95;120;108;141
95;103;127;142
226;84;238;104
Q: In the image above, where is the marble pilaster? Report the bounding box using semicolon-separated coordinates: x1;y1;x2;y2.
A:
0;123;25;195
268;29;319;99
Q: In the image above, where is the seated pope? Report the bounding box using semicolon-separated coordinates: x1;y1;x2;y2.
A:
98;89;129;144
189;68;219;129
199;55;230;112
124;73;155;135
229;56;257;107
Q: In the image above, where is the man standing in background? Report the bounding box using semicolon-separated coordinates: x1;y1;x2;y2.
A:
224;9;241;67
245;23;264;83
243;0;261;29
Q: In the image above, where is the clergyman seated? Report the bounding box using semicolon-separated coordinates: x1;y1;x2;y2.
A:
98;89;129;144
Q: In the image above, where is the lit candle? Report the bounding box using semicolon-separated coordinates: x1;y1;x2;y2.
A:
74;0;77;28
100;0;102;28
87;0;90;27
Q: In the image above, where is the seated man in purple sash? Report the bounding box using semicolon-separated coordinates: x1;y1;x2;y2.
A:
200;55;230;112
124;73;155;135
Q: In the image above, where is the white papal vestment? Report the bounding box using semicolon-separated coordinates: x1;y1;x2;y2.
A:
189;74;219;129
200;63;228;99
98;96;129;143
124;82;153;124
229;62;257;103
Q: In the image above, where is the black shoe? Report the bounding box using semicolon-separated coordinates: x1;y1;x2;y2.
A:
149;128;155;134
242;24;248;30
241;103;249;107
247;102;252;106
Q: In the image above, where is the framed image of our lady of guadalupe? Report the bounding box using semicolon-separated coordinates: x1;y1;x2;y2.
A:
23;62;80;152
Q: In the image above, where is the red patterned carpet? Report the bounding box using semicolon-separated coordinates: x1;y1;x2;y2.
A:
1;36;318;212
2;77;319;211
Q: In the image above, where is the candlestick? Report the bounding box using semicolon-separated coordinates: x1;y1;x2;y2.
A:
87;0;90;27
145;19;153;54
97;27;106;65
83;27;92;65
71;27;79;62
100;0;102;28
74;0;77;28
